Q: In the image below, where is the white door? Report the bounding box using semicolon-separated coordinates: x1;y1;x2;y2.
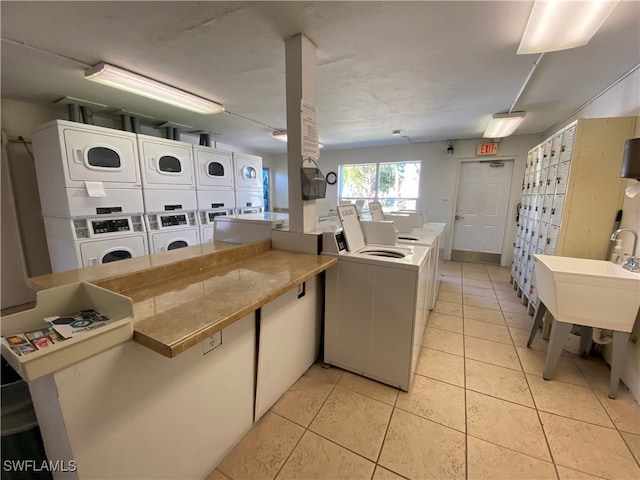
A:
233;153;262;189
138;136;194;188
453;160;513;254
193;147;234;189
79;234;148;266
63;127;140;184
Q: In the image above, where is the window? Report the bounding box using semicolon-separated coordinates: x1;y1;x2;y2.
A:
338;161;421;212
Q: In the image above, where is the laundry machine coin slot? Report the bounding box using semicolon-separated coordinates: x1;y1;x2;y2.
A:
164;204;183;211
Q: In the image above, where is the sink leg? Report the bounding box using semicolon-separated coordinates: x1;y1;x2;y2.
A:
609;331;631;399
527;301;547;347
578;326;593;358
543;320;572;381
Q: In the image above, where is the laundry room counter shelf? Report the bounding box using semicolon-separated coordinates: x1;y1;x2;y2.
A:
29;240;336;358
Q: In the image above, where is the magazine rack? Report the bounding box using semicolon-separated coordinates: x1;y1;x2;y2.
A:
1;282;133;381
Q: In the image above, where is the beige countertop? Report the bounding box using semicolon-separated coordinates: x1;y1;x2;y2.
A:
29;240;336;358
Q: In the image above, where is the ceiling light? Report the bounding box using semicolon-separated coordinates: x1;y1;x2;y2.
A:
518;0;619;54
272;131;288;142
272;131;323;148
483;112;526;138
84;62;224;114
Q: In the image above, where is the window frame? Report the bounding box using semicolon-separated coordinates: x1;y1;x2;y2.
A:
337;161;421;211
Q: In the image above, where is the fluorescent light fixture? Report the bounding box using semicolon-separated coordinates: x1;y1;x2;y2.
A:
483;112;526;138
84;62;224;114
518;0;619;54
272;131;288;142
272;130;323;148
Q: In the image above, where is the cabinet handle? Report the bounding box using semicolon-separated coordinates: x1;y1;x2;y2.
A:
546;238;550;245
551;150;555;157
561;145;565;152
557;177;561;184
551;208;555;215
74;149;84;164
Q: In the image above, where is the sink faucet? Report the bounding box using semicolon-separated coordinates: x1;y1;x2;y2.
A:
610;228;639;272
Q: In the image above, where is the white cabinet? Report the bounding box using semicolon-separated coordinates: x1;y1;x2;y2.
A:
512;117;636;305
254;276;322;421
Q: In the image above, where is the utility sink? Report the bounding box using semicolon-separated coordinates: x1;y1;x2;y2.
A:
534;255;640;333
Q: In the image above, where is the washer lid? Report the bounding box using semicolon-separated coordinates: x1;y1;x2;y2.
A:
337;204;365;252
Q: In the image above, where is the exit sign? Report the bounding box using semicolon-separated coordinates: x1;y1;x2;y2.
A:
477;143;499;155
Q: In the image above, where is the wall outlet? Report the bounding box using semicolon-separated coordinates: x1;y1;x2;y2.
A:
202;331;222;355
442;197;449;204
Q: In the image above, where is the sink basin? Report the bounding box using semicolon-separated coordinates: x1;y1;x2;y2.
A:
534;255;640;332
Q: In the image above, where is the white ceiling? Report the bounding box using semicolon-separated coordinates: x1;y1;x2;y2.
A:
2;1;639;154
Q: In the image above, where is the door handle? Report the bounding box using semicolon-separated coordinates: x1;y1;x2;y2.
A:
455;215;465;220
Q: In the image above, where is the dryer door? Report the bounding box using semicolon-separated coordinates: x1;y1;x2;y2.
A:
139;139;194;188
194;148;234;189
79;235;147;267
150;228;199;253
63;127;140;184
233;154;262;189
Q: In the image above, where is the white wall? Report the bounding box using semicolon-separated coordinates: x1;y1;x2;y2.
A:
271;135;542;264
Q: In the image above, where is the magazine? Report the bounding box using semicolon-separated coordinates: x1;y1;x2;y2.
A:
44;309;112;339
1;309;111;357
2;326;67;357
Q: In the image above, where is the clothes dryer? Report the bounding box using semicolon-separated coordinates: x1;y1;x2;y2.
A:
322;204;430;391
233;153;262;190
43;215;148;272
137;134;197;212
32;120;144;217
146;211;200;253
193;146;234;189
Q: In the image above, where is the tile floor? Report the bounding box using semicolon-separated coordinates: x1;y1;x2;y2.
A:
210;261;640;480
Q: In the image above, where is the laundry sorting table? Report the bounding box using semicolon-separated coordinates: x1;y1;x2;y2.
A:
12;240;336;479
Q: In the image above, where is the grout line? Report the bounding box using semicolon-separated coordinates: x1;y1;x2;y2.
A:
461;262;469;480
270;368;340;480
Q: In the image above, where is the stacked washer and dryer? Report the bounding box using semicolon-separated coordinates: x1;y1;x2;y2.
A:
33;120;265;271
233;153;264;214
32;120;149;273
137;135;200;253
193;146;236;243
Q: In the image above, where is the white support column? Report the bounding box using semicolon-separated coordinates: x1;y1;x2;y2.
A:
285;33;317;233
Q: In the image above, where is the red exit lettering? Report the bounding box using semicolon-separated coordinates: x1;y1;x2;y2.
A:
477;143;498;155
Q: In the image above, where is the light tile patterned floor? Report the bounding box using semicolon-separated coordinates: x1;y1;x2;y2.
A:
211;261;640;480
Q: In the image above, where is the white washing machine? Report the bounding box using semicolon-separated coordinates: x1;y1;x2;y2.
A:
198;208;234;243
322;204;430;391
233;153;262;190
146;211;200;253
193;146;234;189
32;120;144;217
137;134;197;212
43;215;148;272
